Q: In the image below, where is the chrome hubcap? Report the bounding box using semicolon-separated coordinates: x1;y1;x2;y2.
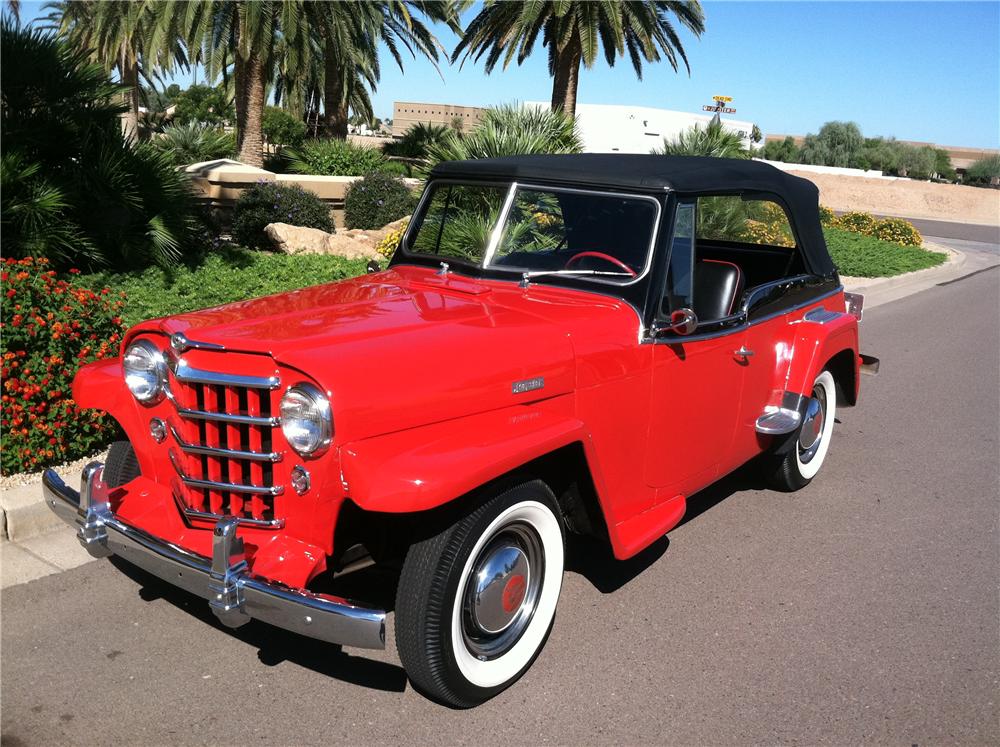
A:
463;523;544;660
798;386;827;462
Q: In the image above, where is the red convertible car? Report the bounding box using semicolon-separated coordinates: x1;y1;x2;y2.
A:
44;155;877;707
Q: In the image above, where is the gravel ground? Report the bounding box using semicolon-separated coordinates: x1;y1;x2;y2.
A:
0;449;108;490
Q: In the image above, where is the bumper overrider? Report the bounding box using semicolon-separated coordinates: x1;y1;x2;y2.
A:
42;462;386;650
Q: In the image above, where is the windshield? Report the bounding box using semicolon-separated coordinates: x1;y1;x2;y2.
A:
405;182;659;284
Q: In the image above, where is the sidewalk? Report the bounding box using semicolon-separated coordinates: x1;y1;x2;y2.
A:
3;239;996;589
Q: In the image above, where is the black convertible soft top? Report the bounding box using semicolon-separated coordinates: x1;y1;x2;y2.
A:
431;154;836;276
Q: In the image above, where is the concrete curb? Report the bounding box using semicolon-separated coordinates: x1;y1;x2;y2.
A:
0;482;63;542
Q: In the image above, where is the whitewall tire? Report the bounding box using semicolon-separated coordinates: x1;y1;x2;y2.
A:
764;369;837;491
395;480;564;707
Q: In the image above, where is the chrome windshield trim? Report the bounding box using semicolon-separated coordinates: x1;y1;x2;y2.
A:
482;181;519;268
175;407;280;427
169;450;283;496
168;357;280;390
168;423;282;463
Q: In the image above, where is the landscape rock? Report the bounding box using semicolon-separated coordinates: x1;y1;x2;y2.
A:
264;223;380;260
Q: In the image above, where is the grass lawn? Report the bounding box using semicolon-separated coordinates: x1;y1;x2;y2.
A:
81;248;376;327
823;227;947;278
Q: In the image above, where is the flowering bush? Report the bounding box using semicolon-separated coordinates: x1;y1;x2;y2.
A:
376;219;409;258
1;257;125;474
833;211;879;236
871;217;923;247
231;182;335;250
818;205;836;225
343;172;415;230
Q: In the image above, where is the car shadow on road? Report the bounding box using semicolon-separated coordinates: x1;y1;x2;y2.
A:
566;460;768;594
109;557;407;693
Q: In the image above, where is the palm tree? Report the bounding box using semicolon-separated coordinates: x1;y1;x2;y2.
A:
651;116;748;158
453;1;706;116
318;2;459;139
49;1;189;142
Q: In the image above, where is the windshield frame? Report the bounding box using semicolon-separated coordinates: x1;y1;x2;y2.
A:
398;179;663;288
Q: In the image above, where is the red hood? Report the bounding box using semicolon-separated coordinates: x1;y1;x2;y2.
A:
130;265;640;441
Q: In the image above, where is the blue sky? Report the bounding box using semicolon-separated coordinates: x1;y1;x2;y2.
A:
18;1;1000;148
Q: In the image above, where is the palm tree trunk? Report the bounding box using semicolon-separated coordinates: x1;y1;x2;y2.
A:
234;54;248;151
120;55;140;143
236;51;266;168
322;41;349;139
550;33;582;116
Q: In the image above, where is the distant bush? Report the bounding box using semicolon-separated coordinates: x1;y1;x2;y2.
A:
262;107;307;150
344;172;415;230
965;154;1000;186
231;182;334;249
172;84;234;127
153;122;235;167
287;139;387;176
1;257;125;474
818;205;836;225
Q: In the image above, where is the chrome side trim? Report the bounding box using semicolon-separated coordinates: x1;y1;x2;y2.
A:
175;407;280;427
169;357;280;390
169;450;283;496
41;466;386;649
169;423;282;463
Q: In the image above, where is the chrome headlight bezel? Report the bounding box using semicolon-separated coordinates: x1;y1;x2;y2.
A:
280;382;333;458
123;339;167;404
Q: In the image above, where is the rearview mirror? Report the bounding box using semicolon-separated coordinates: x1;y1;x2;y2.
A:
660;308;698;336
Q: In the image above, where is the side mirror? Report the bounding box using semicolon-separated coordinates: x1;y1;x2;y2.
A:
661;308;698;336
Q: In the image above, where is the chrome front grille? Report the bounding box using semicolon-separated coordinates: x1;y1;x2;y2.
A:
165;351;285;529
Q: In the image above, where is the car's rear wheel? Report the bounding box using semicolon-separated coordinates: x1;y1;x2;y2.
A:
104;440;140;488
394;480;565;708
764;370;837;491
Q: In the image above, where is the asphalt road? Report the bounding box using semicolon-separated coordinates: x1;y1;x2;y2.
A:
3;269;998;746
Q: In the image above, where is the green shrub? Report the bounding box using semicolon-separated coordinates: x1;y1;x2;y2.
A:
871;217;922;247
1;21;198;271
231;182;334;249
344;172;416;230
263;106;307;150
383;122;450;159
824;227;946;277
818;205;836;225
1;257;125;475
380;160;412;177
653;118;749;159
287;139;387;176
79;249;375;327
153;122;235;167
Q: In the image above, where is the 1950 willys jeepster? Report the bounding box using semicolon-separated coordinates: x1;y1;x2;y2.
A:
45;155;877;707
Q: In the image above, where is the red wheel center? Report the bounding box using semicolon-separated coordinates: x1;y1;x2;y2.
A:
502;574;527;614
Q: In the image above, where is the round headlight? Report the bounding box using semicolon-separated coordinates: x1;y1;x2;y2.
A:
123;340;166;403
280;383;332;457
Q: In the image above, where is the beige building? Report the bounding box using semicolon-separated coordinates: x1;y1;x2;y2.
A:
392;101;486;137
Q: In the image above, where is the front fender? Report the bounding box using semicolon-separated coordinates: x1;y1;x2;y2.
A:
339;405;596;513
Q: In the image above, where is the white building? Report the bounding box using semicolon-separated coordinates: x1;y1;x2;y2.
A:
528;102;758;154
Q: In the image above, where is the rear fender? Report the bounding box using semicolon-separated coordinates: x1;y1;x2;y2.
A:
784;312;859;401
339;405;613;516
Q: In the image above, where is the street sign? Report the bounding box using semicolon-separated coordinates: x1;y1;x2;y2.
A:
702;105;737;114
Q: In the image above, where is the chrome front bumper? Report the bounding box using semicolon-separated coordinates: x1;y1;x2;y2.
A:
42;463;385;650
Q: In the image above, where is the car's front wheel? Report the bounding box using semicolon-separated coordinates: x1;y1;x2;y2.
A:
764;369;837;491
394;480;565;707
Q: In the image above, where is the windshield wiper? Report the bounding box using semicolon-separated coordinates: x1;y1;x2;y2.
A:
516;269;632;288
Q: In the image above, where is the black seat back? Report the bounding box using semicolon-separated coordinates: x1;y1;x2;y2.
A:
693;260;744;321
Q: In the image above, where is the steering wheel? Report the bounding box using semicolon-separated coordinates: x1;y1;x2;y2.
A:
564;251;637;278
